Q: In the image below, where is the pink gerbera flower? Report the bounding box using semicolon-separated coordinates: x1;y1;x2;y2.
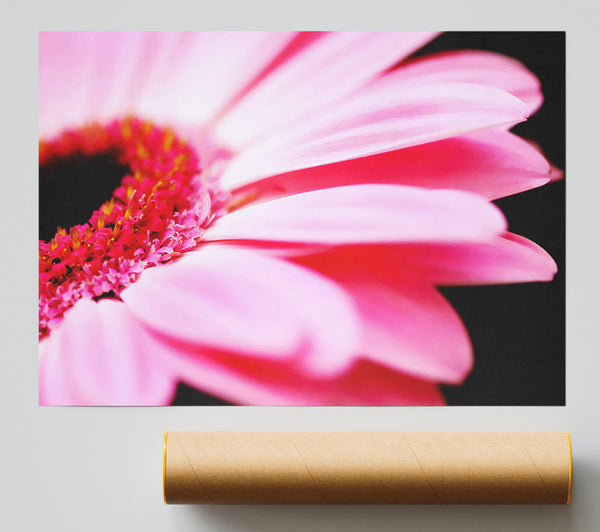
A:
39;31;560;405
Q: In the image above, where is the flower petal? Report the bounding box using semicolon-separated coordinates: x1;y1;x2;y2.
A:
39;299;177;405
39;31;297;137
205;184;507;244
347;283;472;384
40;32;107;137
392;232;558;285
291;250;473;383
293;233;557;288
214;31;439;149
162;346;444;405
220;83;530;189
233;129;551;202
135;32;298;126
120;246;361;375
380;50;543;114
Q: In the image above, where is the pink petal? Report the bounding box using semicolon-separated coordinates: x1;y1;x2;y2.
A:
39;31;297;137
214;32;439;149
523;138;564;182
291;249;472;383
220;83;530;189
87;32;177;126
340;283;471;384
294;233;557;287
380;50;543;114
39;299;177;405
135;32;298;126
39;32;105;137
205;184;507;244
40;32;178;136
232;129;551;202
209;32;327;122
120;246;361;375
161;345;444;405
393;232;558;285
550;164;564;181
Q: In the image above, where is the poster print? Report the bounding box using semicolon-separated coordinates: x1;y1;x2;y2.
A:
38;32;565;406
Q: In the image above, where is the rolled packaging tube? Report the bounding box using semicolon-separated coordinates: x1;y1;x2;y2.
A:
163;431;572;505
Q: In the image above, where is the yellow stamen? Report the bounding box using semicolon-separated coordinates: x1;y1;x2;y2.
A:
102;199;115;216
163;129;175;151
70;227;80;249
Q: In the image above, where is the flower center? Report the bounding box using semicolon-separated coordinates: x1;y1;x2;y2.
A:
39;117;229;338
39;149;130;242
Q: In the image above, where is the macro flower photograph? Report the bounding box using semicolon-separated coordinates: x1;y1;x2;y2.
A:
38;31;565;406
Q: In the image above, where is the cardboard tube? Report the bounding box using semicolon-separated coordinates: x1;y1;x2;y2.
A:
163;431;572;505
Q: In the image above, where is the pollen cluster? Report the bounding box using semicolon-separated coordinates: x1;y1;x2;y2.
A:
39;117;229;337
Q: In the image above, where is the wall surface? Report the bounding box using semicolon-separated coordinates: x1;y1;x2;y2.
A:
3;1;599;531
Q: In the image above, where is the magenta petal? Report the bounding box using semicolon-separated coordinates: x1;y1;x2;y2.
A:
394;232;558;285
39;299;177;405
294;233;557;287
550;164;564;181
380;50;543;114
214;31;439;149
205;184;507;244
346;283;472;384
221;82;529;189
233;129;551;202
292;249;473;383
120;246;360;375
161;346;444;405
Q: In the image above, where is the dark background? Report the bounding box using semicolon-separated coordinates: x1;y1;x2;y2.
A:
174;32;566;406
421;32;566;405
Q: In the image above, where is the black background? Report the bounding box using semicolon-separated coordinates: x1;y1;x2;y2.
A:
420;33;565;405
174;32;566;406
